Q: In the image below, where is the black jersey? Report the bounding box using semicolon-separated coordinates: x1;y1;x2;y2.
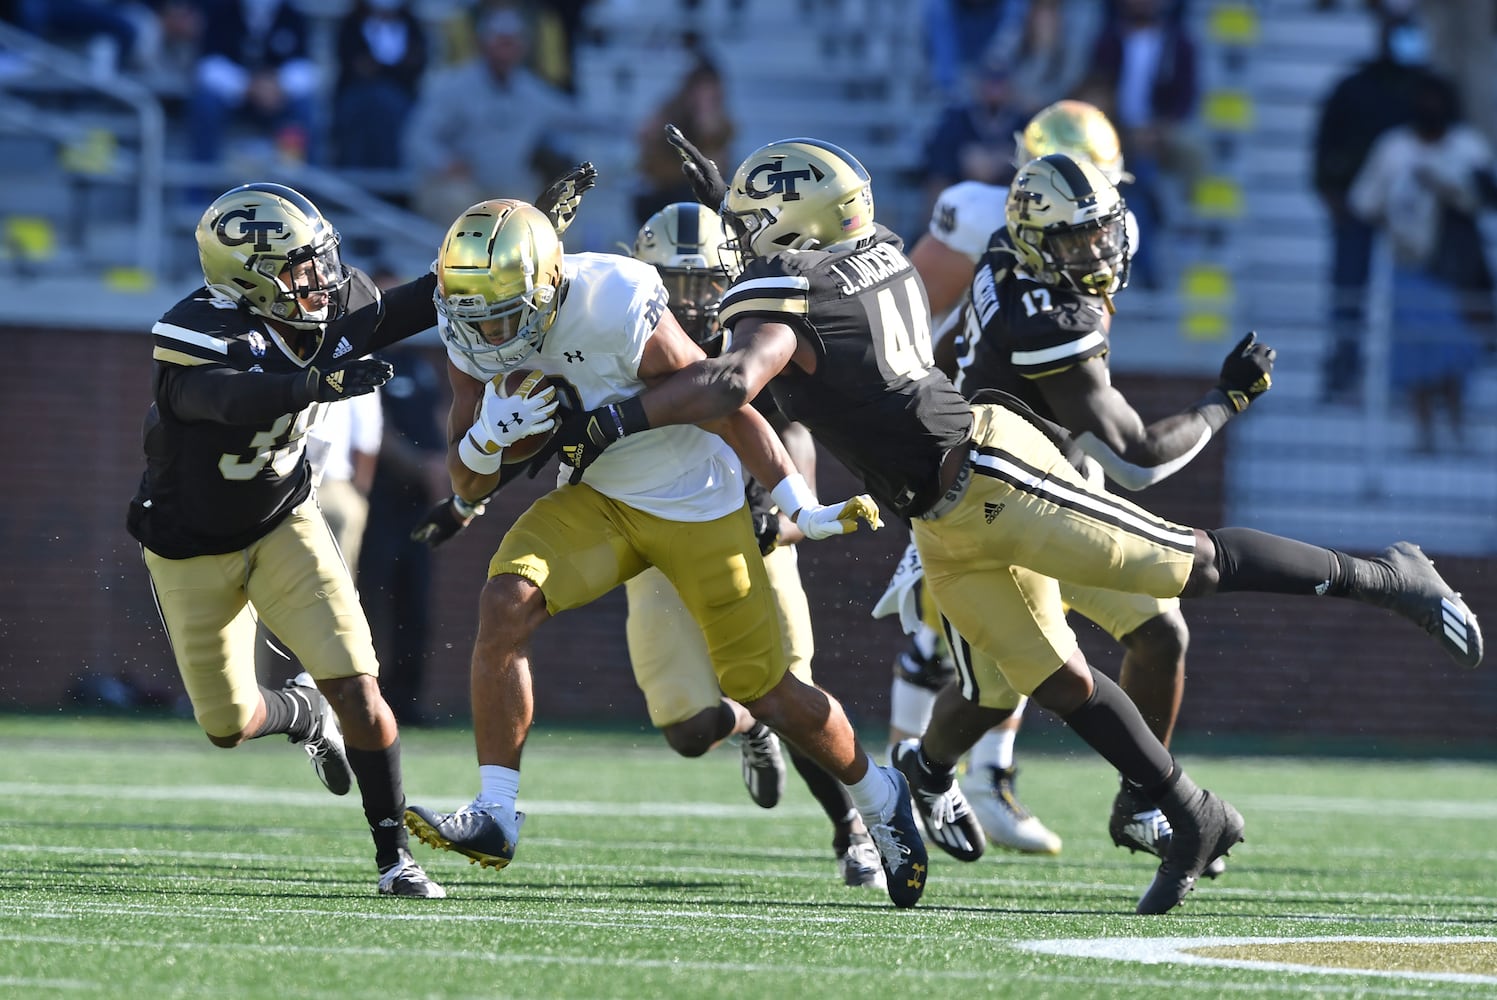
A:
952;230;1110;420
127;270;437;559
717;225;972;519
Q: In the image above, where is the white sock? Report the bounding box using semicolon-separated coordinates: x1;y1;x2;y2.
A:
478;764;521;817
969;698;1026;771
889;676;937;744
845;753;897;823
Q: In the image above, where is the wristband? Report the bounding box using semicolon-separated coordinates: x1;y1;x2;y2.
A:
610;395;651;439
770;472;817;518
458;429;505;476
1192;387;1238;433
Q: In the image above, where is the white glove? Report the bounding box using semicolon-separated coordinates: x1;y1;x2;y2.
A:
872;538;925;633
459;377;559;475
770;473;881;541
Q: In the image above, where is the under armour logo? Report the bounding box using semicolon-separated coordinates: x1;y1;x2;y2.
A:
983;502;1004;523
907;861;926;889
332;337;353;359
564;350;585;363
495;411;524;432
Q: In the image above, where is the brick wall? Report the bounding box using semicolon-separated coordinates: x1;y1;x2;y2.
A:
3;327;1493;751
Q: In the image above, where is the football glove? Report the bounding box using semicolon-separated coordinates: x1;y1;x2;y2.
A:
794;495;883;540
410;495;486;548
534;161;597;237
294;358;393;405
665;123;727;208
472;377;560;451
553;396;650;484
1216;331;1275;412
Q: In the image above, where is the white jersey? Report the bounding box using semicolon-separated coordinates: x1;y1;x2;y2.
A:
446;252;745;522
928;181;1009;263
928;178;1141;265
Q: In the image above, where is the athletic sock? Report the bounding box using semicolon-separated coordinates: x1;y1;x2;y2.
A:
1208;527;1345;595
345;740;407;870
1060;667;1173;791
253;685;313;742
786;747;859;850
845;753;897;821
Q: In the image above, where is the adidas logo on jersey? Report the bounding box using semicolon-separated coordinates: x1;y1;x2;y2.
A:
983;502;1004;524
332;337;353;359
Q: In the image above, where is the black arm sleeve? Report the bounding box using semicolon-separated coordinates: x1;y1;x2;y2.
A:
366;273;438;354
157;363;307;426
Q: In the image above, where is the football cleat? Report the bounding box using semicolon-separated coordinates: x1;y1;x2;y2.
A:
837;838;887;889
1358;542;1483;669
404;801;525;870
739;724;786;809
377;848;447;898
891;739;985;863
965;766;1062;855
1135;773;1244;915
866;766;929;908
1110;779;1226;878
284;672;352;796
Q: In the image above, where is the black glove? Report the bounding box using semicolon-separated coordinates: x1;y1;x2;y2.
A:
553;396;650;484
1216;331;1275;412
294;358;394;405
534;161;597;237
665;123;727;208
410;495;484;548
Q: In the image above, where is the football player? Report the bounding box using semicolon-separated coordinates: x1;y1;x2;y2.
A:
556;129;1484;914
624;202;886;889
881;99;1132;857
127;182;445;898
400;196;931;908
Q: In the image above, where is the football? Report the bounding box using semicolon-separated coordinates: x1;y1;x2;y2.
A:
483;368;559;464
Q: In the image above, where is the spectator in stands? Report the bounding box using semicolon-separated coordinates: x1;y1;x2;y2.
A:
1348;71;1497;453
632;56;735;226
403;5;584;226
988;0;1102;118
9;0;143;76
1312;10;1445;403
920;0;1025;101
917;59;1028;221
360;339;450;728
185;0;319;175
1083;0;1200;289
332;0;428;174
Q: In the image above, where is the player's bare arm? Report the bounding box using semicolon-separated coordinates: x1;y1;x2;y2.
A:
638;309;803;492
908;233;977;318
634;314;803;426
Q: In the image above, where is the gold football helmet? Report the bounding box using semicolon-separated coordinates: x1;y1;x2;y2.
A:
632;202;730;347
1007;153;1129;310
721;138;875;264
435;199;565;376
195;182;350;333
1017;100;1129;185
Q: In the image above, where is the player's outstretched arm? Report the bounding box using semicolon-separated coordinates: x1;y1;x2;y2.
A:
1044;332;1275;491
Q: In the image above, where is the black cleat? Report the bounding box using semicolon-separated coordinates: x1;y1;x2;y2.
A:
405;801;525;870
739;723;785;809
377;848;447;898
1362;542;1483;669
1110;778;1225;878
1136;774;1244;915
866;766;930;908
284;672;352;796
891;739;985;863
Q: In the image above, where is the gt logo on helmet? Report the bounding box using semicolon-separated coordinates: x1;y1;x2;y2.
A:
215;208;289;252
745;162;813;201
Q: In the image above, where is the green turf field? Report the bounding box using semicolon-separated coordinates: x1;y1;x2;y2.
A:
3;715;1495;999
